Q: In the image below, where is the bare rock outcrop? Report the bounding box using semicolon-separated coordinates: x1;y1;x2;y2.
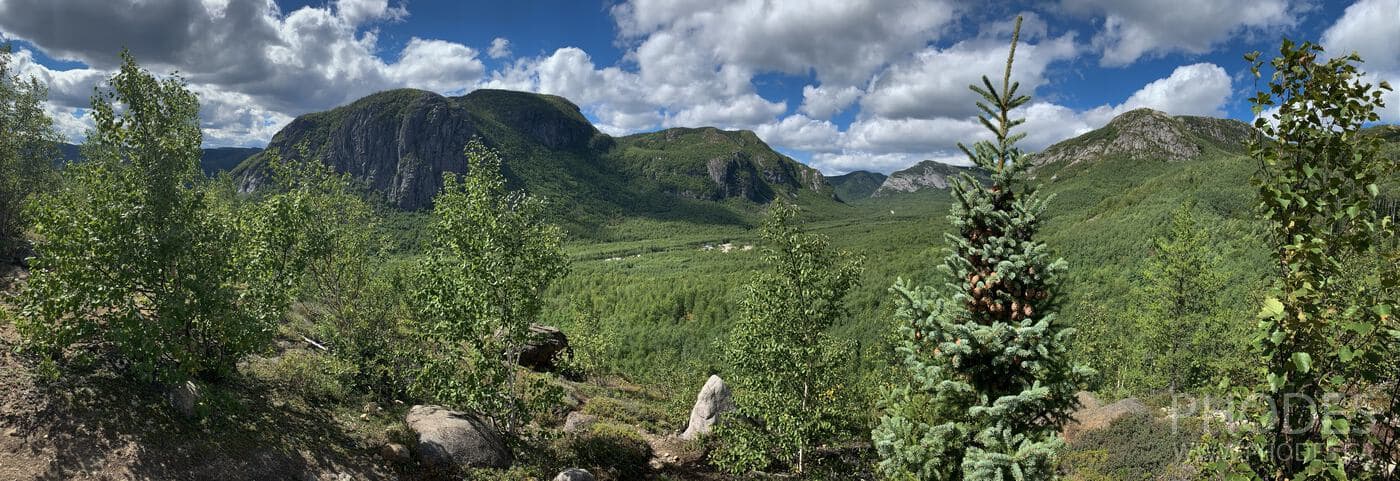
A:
680;375;735;440
1062;393;1148;443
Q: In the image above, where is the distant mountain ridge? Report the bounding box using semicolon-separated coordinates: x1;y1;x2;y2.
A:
57;143;261;177
872;161;988;197
823;108;1257;200
233;88;833;225
1027;108;1253;168
827;171;887;202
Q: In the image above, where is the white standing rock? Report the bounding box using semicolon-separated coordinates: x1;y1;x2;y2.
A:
680;375;735;440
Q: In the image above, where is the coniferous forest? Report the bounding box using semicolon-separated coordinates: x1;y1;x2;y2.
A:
0;3;1397;481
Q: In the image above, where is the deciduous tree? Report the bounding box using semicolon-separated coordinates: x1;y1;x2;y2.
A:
713;203;862;474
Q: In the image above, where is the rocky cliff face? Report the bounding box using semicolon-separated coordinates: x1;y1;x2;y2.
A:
1028;108;1252;168
239;89;481;209
872;160;987;197
234;88;832;214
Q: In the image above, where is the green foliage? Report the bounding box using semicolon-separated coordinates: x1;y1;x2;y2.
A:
1064;411;1200;481
249;153;414;400
0;44;60;260
17;52;298;385
713;203;863;474
873;17;1093;480
1133;204;1243;392
561;297;620;378
247;349;355;403
407;138;569;432
556;421;653;481
1209;39;1397;480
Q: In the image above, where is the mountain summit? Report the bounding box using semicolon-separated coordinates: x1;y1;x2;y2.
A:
872;160;988;197
1028;108;1253;168
232;88;832;222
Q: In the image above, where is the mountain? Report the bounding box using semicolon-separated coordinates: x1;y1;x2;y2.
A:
196;148;265;176
1028;108;1252;169
827;171;887;202
871;160;988;197
233;88;833;228
57;143;261;177
610;127;827;203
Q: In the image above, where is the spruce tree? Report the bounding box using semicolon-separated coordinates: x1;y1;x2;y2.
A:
1137;204;1229;393
872;16;1092;480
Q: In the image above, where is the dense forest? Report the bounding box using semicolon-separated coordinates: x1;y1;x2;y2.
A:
0;20;1397;481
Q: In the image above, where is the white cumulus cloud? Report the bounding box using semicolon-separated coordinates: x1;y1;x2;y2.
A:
488;37;512;59
1320;0;1400;122
1061;0;1299;66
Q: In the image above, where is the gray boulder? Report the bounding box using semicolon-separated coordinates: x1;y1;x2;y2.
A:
168;380;201;418
562;411;598;433
680;375;734;440
518;324;570;372
405;405;512;469
553;468;594;481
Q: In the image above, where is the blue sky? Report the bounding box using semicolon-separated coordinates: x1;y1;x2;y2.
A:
0;0;1395;174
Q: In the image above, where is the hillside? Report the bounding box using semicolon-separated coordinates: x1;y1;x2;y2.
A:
57;143;261;177
233;88;836;232
827;171;887;202
609;127;828;203
551;107;1400;383
1027;108;1251;170
870;160;988;197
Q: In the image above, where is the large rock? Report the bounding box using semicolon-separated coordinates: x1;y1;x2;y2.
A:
1062;395;1148;443
168;380;201;418
553;468;594;481
680;375;735;440
562;411;598;433
518;324;570;372
405;405;512;469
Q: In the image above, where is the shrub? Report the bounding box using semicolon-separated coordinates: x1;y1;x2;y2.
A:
247;350;354;403
0;45;59;262
1210;39;1397;480
17;52;298;385
717;202;863;474
557;421;652;481
408;139;569;433
1066;411;1197;480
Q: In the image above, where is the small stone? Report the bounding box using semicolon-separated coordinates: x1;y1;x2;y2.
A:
553;468;594;481
5;428;19;437
380;443;411;463
362;402;380;414
360;413;370;421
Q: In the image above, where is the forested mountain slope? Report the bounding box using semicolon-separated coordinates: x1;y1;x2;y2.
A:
232;88;837;233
